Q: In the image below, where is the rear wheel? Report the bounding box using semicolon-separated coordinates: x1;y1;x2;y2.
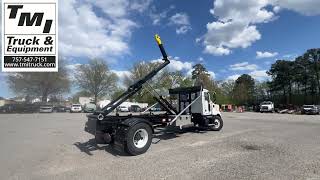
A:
125;123;152;155
208;116;223;131
95;131;106;144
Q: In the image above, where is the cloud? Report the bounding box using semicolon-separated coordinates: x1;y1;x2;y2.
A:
130;0;153;13
111;70;132;80
152;57;193;72
226;70;269;81
149;5;175;25
65;63;82;80
201;0;320;56
256;51;278;59
150;11;166;25
170;13;190;25
227;74;241;81
176;26;192;35
204;45;231;56
169;13;192;34
59;0;150;60
283;54;297;59
66;63;81;69
208;71;216;79
249;70;270;81
273;0;320;16
201;0;273;56
197;57;204;62
151;57;218;79
273;6;281;13
230;62;259;71
227;61;269;81
169;59;193;71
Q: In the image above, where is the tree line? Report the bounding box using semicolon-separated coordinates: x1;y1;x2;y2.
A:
6;48;320;107
267;49;320;106
216;48;320;106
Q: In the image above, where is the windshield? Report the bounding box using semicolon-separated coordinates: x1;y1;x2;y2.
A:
261;102;272;105
303;105;314;108
85;104;95;108
40;106;52;109
72;105;81;107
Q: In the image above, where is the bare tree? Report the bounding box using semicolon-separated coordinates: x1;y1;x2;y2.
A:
7;63;70;103
75;59;118;104
123;61;165;103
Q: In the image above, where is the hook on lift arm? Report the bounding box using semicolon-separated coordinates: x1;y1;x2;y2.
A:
155;34;168;60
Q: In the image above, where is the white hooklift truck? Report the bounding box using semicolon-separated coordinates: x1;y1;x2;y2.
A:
85;35;223;155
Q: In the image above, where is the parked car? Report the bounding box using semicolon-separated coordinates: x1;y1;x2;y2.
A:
301;105;320;115
129;105;141;112
260;101;274;113
65;106;71;112
117;106;129;112
0;104;19;113
39;105;54;113
0;104;39;113
70;104;82;113
83;103;96;113
53;105;67;112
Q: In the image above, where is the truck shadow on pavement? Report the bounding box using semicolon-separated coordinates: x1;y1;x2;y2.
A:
73;139;128;156
152;127;207;144
74;127;208;156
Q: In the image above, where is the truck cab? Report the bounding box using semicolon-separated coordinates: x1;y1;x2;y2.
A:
169;86;222;130
193;88;220;116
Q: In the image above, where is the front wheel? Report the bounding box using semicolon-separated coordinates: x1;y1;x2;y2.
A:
208;116;223;131
125;123;152;156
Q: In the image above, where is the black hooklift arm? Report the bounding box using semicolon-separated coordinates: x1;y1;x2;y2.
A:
100;35;170;115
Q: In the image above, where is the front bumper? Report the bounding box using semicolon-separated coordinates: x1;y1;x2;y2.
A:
84;108;95;113
260;108;272;112
303;110;318;115
39;110;53;113
71;109;82;112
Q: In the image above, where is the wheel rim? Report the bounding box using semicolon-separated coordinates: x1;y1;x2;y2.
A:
213;119;220;129
133;129;148;148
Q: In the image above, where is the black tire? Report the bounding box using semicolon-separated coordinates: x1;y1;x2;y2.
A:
209;116;223;131
95;131;106;144
124;123;153;156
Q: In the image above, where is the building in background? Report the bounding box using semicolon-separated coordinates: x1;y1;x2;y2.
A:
79;97;94;106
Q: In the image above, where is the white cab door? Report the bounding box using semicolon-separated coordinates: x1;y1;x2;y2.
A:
202;92;211;115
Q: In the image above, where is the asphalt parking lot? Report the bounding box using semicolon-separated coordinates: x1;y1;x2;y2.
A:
0;112;320;180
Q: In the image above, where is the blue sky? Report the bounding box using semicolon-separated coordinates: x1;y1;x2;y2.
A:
1;0;320;98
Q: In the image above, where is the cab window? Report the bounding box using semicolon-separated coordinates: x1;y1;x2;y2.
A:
204;92;210;101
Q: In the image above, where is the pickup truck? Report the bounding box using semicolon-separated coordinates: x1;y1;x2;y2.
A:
260;101;274;113
301;105;320;115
